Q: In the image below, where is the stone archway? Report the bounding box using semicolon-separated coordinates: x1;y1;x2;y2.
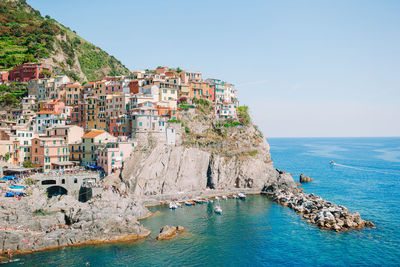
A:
46;186;68;198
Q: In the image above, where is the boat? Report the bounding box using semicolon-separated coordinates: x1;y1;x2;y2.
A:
222;195;228;200
169;202;178;209
232;195;239;199
185;201;193;206
214;206;223;214
194;199;208;204
330;160;335;165
238;193;246;199
215;196;220;200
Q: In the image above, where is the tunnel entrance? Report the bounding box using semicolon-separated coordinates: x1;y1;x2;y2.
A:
46;186;68;198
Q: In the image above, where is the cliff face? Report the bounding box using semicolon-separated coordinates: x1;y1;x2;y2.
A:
119;107;297;197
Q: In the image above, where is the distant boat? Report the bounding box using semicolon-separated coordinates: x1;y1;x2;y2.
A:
214;206;223;214
238;193;246;199
222;195;228;200
330;161;335;165
215;196;220;200
185;201;193;206
232;195;239;199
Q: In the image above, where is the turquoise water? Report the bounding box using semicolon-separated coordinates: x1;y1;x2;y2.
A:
9;138;400;266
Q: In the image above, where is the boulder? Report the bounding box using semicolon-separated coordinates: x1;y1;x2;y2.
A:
299;174;313;183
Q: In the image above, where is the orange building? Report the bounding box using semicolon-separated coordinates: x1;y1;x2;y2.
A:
157;106;178;120
188;81;215;101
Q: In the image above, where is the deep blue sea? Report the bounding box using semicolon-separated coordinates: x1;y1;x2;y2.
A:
8;138;400;266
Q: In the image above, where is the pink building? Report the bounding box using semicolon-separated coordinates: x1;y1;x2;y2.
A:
180;71;202;84
96;142;135;174
105;81;122;94
156;66;169;74
0;71;8;83
31;137;73;172
42;99;65;114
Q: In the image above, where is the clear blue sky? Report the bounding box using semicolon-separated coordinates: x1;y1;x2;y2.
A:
28;0;400;137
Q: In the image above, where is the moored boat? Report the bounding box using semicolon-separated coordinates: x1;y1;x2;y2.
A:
238;193;246;199
214;206;223;214
222;195;228;200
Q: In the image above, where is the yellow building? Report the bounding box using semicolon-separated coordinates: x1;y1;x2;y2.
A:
96;95;107;130
58;83;83;106
86;96;97;130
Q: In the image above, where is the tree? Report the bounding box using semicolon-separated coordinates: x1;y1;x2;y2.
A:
4;153;11;162
23;160;34;168
0;93;19;107
176;67;183;73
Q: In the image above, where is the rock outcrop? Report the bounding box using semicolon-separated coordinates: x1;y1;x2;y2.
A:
156;225;184;240
299;174;313;183
0;189;151;253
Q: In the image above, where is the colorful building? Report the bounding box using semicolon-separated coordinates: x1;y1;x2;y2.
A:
8;63;53;82
81;130;117;166
96;141;135;175
31;137;72;172
45;125;84;144
35;110;66;134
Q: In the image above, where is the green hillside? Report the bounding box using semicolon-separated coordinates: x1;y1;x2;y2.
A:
0;0;130;81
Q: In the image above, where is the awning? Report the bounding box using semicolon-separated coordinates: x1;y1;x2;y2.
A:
52;161;75;166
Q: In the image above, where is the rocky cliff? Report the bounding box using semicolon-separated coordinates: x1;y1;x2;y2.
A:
119;106;297;198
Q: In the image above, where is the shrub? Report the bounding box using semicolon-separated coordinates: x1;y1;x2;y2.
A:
237;106;251;125
185;126;190;134
23;159;34;168
249;150;258;156
167;119;182;123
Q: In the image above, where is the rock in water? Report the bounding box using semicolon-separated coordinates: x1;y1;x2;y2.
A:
299;174;313;183
156;225;184;240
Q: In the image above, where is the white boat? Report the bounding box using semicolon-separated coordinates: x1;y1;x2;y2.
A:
169;202;178;209
232;195;239;199
215;196;220;200
222;195;228;200
238;193;246;199
330;160;335;165
214;206;222;214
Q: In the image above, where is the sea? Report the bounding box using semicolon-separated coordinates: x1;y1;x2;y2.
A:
8;138;400;266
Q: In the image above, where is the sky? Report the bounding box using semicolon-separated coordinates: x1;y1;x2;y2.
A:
28;0;400;137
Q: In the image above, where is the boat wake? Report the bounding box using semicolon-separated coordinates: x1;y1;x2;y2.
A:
332;163;400;176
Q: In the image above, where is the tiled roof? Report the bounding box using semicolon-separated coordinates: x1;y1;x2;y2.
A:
82;130;105;139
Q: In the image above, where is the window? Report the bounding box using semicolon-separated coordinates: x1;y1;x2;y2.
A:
74;178;78;184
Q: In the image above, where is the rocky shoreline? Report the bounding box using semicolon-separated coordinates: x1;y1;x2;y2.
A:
0;189;151;257
265;188;375;231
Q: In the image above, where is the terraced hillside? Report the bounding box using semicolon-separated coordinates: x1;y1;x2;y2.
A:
0;0;130;81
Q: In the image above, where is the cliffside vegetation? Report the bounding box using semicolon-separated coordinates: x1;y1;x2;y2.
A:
0;0;130;81
177;100;265;160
